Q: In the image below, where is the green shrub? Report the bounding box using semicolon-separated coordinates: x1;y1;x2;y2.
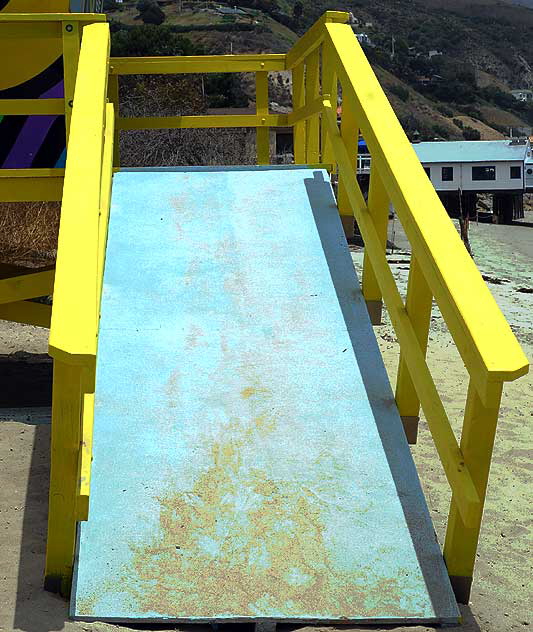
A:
389;84;410;102
463;126;481;140
453;118;464;129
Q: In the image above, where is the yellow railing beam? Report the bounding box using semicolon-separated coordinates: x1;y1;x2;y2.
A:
287;95;324;126
48;22;110;364
323;99;481;527
110;54;286;75
286;11;349;70
0;300;52;329
325;22;529;400
0;270;55;305
0;13;106;22
0;99;64;115
117;113;287;131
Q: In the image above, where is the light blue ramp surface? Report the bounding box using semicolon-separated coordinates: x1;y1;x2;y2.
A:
72;167;459;624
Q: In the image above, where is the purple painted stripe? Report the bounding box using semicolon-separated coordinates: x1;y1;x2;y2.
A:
2;81;64;169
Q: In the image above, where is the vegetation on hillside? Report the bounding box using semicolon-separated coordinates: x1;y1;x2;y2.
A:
104;0;533;141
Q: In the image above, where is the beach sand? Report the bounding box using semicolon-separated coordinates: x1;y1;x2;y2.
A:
0;216;531;632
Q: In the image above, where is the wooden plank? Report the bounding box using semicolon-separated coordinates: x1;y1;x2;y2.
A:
110;54;286;75
71;166;458;624
0;99;64;115
0;300;51;328
305;48;320;164
48;22;109;364
395;255;433;443
255;71;270;165
0;270;55;305
443;380;504;604
117;114;286;131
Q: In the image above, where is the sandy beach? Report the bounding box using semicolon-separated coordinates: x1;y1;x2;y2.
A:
0;214;531;632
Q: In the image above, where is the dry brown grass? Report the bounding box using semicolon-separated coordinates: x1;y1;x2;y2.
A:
0;201;60;268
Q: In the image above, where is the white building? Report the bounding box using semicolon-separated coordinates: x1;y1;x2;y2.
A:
412;140;530;193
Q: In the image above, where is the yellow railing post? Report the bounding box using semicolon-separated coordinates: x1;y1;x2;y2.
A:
305;48;320;164
320;41;337;168
44;361;83;595
443;379;504;603
361;167;389;324
255;70;270;165
337;97;357;240
292;62;306;163
395;254;433;443
108;73;120;168
61;19;81;143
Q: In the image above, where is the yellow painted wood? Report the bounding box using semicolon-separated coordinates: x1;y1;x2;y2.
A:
0;269;54;305
395;255;433;436
337;95;358;218
48;22;109;365
107;73;120;168
0;300;51;328
292;62;306;164
0;13;105;22
286;11;349;70
0;98;64;115
117;113;286;131
362;168;389;304
325;23;529;398
0;169;64;202
323;100;480;526
255;71;270;165
110;54;286;75
320;41;337;166
44;360;83;595
443;380;503;583
77;392;94;522
305;48;320;164
288;95;324;127
61;20;81;142
98;103;115;306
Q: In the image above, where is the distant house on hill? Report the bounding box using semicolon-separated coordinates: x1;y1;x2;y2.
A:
511;89;533;102
216;5;246;16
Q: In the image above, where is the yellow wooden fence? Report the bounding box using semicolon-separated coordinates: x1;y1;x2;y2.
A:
0;11;528;603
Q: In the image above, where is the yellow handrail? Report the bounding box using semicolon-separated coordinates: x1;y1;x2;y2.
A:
45;21;113;596
285;15;529;603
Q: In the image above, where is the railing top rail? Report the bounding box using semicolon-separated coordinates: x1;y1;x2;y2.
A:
286;11;349;70
48;21;110;365
110;53;286;75
0;13;105;21
324;22;528;389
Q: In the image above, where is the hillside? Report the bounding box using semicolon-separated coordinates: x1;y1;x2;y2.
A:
104;0;533;141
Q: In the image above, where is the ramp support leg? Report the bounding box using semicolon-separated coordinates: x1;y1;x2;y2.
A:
362;169;388;326
44;361;83;596
443;379;503;603
395;255;432;444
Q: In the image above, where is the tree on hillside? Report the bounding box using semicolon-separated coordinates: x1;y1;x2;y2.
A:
136;0;165;25
293;1;303;21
